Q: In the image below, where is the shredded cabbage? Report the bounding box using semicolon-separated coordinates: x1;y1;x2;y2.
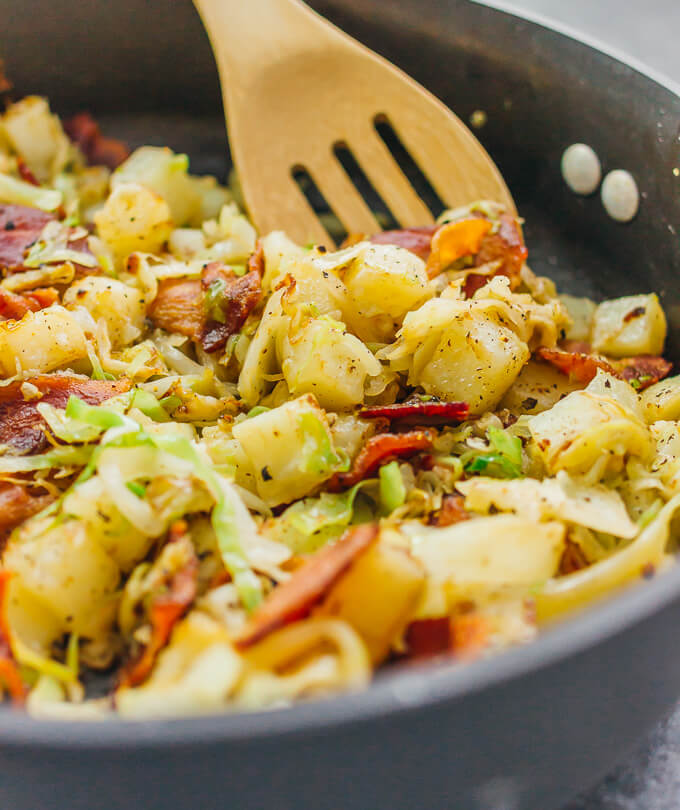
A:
0;171;62;211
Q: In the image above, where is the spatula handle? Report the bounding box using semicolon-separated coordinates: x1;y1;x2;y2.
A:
193;0;338;95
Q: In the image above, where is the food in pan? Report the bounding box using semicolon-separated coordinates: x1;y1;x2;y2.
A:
0;95;678;718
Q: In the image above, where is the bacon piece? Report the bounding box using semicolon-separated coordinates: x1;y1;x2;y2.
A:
0;483;54;551
359;400;468;425
149;263;262;354
615;355;672;390
0;286;59;321
236;523;379;649
426;218;492;278
559;537;589;575
537;347;615;384
538;347;672;390
63;112;130;170
148;277;204;341
247;240;265;277
368;226;438;261
118;522;199;689
464;213;528;296
450;613;489;661
404;617;451;659
329;429;435;491
0;375;131;455
200;266;262;353
0;571;26;705
429;493;470;527
0;204;55;271
16;157;40;187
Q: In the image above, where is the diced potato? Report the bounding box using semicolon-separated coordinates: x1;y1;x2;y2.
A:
559;294;596;342
342;244;432;339
3;519;120;642
404;515;565;594
640;375;680;423
529;371;652;475
1;96;71;183
94;182;173;261
591;293;666;357
499;359;582;414
0;305;88;376
61;477;154;572
168;228;207;260
318;539;425;664
405;299;530;414
63;276;146;348
280;316;382;411
232;394;342;506
113;147;202;227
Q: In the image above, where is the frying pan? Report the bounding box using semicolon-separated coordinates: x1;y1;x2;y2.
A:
1;1;679;809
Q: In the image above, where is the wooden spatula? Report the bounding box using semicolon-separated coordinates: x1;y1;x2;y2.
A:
194;0;515;247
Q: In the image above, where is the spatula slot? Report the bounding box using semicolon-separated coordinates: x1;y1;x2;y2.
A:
373;114;446;218
332;142;400;230
291;165;347;245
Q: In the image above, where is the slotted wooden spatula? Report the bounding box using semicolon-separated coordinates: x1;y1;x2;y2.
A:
194;0;515;247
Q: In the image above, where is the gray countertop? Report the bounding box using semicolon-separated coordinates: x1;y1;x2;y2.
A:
489;5;680;808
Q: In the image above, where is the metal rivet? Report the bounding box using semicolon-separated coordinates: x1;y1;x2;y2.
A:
561;143;601;195
601;170;640;223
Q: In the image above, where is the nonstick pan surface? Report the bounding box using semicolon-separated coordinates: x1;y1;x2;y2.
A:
0;2;679;809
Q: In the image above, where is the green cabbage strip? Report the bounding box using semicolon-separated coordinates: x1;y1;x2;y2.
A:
271;481;370;554
0;444;94;474
0;172;62;211
379;461;406;514
152;432;263;611
463;426;523;479
298;413;349;475
24;396;262;611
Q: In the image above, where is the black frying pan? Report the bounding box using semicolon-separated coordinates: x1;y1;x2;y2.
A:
0;2;679;809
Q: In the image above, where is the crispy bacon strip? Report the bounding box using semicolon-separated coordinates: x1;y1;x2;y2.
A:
450;613;490;661
118;523;199;689
16;157;40;187
0;375;131;455
0;571;26;705
329;429;435;491
404;617;451;659
368;226;438;261
559;538;589;575
148;277;204;341
0;204;54;271
201;265;262;353
149;263;262;354
429;493;470;527
0;286;59;321
615;355;672;389
236;523;379;649
537;347;616;384
0;483;54;551
426;218;492;278
359;400;469;425
63;112;130;170
464;213;528;297
538;347;672;390
246;240;265;277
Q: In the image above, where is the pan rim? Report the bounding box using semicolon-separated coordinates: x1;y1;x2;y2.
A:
1;0;680;749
